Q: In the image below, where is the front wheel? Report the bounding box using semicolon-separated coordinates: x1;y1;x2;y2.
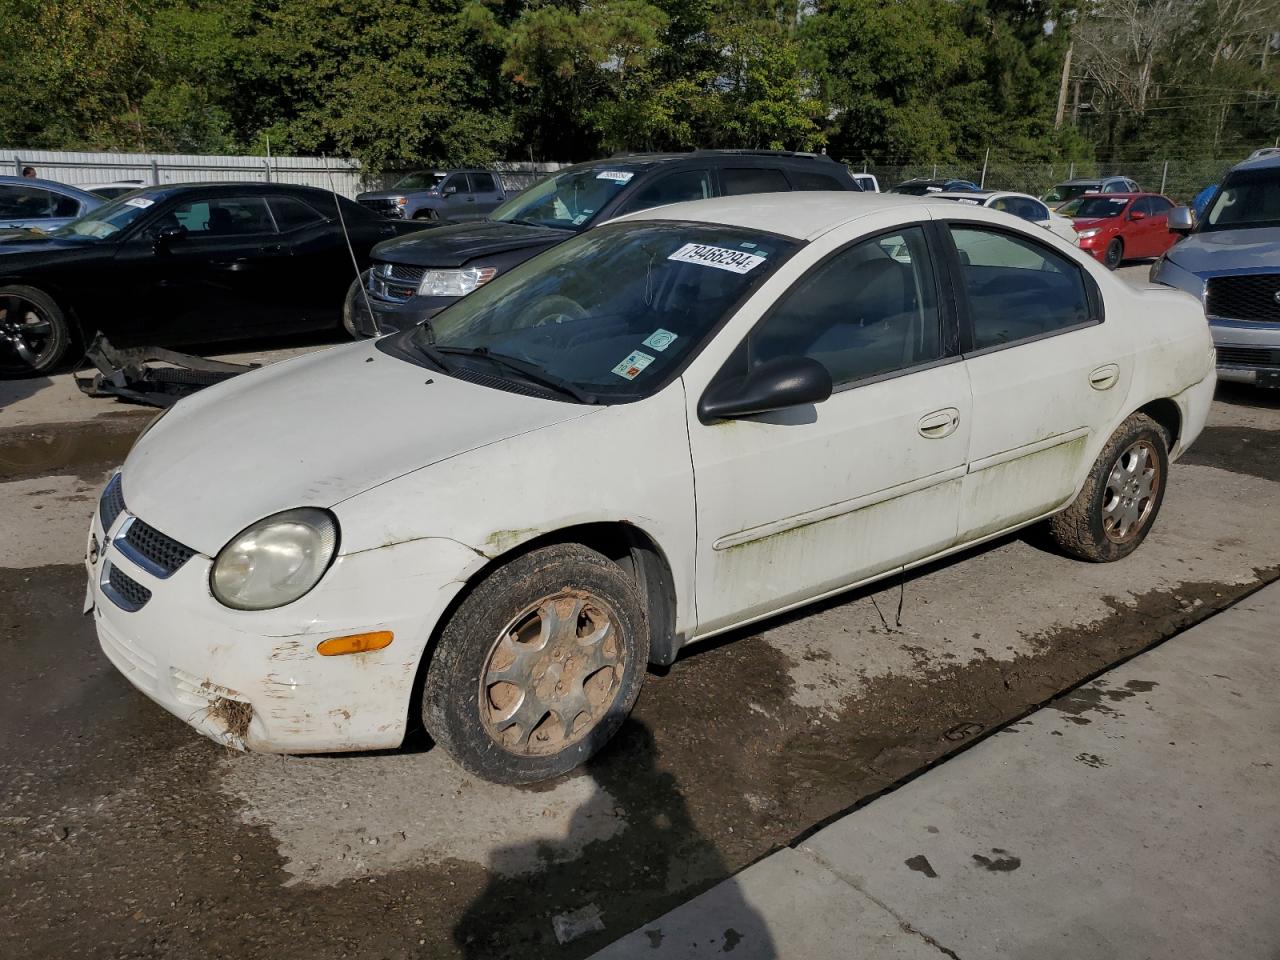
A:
0;285;72;378
1103;238;1124;270
341;271;373;339
1047;413;1169;562
422;544;649;784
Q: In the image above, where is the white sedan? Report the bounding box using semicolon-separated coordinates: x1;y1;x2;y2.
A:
86;194;1215;784
931;190;1079;243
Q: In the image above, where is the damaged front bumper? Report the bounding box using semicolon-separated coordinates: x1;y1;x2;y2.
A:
86;487;479;752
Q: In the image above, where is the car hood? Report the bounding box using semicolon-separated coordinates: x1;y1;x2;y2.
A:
1069;216;1118;230
1164;227;1280;275
121;340;591;555
371;219;569;268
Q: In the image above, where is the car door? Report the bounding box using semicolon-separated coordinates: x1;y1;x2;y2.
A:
685;219;972;634
439;173;477;220
264;193;353;330
1145;196;1176;256
112;194;289;345
1124;197;1155;257
467;172;504;217
942;221;1133;541
0;183;81;229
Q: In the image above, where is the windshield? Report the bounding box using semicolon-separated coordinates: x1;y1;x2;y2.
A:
1203;168;1280;232
489;163;647;230
393;171;445;190
384;222;798;401
52;193;159;240
1043;183;1098;204
1060;196;1129;218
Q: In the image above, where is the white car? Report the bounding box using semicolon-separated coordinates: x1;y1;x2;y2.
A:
86;194;1215;784
931;190;1079;243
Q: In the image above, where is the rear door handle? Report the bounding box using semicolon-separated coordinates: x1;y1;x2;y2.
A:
1090;363;1120;390
917;408;960;439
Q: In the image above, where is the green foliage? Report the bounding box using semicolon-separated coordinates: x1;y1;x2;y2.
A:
1;0;1272;170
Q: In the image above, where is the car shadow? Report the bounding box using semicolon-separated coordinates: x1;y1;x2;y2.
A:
0;372;54;413
451;719;776;959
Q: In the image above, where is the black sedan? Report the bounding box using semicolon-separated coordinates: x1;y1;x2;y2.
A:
0;182;425;377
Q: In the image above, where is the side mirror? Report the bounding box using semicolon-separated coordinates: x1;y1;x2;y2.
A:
698;356;833;424
155;224;187;244
1167;206;1194;233
1129;209;1146;221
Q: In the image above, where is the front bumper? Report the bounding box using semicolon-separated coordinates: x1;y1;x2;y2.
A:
87;489;477;752
360;294;458;337
1209;319;1280;387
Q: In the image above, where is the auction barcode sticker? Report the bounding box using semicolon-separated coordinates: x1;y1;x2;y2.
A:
596;170;634;183
667;243;766;274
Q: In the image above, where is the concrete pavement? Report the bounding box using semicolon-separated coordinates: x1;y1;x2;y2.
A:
593;581;1280;959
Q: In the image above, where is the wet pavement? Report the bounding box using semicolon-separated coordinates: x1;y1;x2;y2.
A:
2;295;1279;958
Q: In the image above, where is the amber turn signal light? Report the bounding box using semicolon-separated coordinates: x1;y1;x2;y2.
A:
316;631;394;656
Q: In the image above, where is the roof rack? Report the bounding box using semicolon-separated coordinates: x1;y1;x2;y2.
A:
608;149;836;163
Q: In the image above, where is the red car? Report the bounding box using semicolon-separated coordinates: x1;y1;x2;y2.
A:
1061;192;1178;269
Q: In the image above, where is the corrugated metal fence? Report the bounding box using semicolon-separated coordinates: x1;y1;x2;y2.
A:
2;149;568;198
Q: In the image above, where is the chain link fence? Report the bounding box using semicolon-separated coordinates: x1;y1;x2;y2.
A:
852;156;1243;203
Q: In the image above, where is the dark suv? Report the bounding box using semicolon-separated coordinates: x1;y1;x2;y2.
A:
349;150;862;335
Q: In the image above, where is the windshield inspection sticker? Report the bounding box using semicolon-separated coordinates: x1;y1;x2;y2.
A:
612;350;655;380
596;170;635;183
667;243;766;274
124;197;154;209
642;328;678;352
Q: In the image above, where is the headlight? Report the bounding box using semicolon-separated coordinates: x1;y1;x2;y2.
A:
1076;227;1100;239
211;508;339;610
418;266;498;298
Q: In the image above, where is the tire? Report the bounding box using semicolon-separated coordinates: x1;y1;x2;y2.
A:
0;285;72;378
423;543;649;784
341;271;373;339
1047;413;1169;562
412;209;438;221
1103;238;1124;270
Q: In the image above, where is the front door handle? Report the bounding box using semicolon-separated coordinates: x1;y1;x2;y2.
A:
917;408;960;439
1090;363;1120;390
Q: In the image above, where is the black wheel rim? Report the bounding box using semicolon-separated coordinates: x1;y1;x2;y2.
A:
0;294;55;369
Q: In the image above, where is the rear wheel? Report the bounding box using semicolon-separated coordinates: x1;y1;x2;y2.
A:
0;285;72;378
1047;413;1168;562
423;544;649;784
1103;238;1124;270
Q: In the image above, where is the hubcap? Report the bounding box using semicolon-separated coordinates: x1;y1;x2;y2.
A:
1102;439;1160;543
0;295;53;366
479;593;625;756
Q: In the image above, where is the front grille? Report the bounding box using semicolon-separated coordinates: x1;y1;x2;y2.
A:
100;474;125;530
358;198;402;218
384;262;426;283
1217;346;1280;368
1206;274;1280;322
122;518;196;578
106;563;152;612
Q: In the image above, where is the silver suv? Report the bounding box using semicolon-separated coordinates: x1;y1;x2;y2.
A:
1152;153;1280;388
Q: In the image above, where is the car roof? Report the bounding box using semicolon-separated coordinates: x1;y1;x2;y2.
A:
620;192;955;240
95;181;342;201
1233;152;1280;173
609;149;840;165
0;175;101;199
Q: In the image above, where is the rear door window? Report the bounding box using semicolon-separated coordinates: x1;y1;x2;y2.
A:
268;196;325;230
721;167;790;196
949;226;1095;351
619;169;714;214
469;172;498;193
788;169;845;191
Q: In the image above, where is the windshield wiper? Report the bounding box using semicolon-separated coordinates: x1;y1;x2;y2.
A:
408;321;452;372
435;346;594;403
